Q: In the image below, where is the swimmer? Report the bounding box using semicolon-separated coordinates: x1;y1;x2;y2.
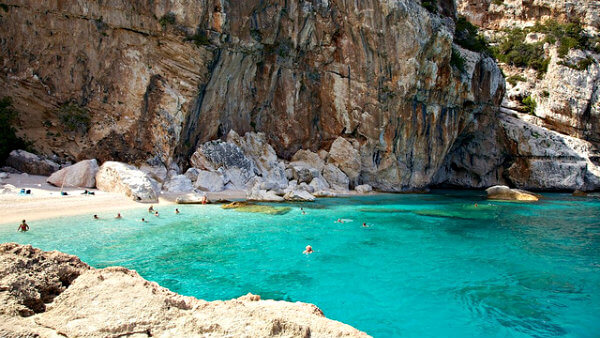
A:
18;220;29;232
362;222;368;227
115;213;122;219
93;214;99;220
148;205;154;213
474;203;478;208
141;218;147;222
336;218;344;224
175;208;180;214
302;211;306;215
154;211;159;217
303;245;314;254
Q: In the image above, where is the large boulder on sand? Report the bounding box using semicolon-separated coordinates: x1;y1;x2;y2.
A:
175;192;208;204
247;186;284;202
95;161;159;203
284;189;316;202
355;184;373;194
194;170;225;192
47;159;98;188
163;175;194;193
485;185;539;201
328;137;361;184
6;150;60;176
322;164;350;191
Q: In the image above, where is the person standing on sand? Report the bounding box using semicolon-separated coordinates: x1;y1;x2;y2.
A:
18;220;29;232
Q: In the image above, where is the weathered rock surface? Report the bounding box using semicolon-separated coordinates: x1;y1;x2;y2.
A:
139;162;168;184
0;243;368;337
194;170;225;192
175;192;207;204
284;189;316;202
328;137;361;185
355;184;373;194
5;150;59;176
292;150;326;172
247;186;285;202
163;174;194;193
46;159;99;188
1;1;503;192
322;164;350;191
486;185;539;201
95;161;159;202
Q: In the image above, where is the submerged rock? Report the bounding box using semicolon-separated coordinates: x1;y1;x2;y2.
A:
0;243;367;337
95;161;159;203
46;159;98;188
6;150;59;176
486;185;539;201
222;201;291;215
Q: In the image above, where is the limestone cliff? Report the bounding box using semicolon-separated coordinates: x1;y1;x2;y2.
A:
434;0;600;191
0;243;368;337
0;0;504;191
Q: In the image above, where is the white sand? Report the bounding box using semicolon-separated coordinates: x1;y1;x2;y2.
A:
0;174;247;226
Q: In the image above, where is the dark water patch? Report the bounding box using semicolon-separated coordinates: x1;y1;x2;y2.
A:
414;209;495;220
358;208;412;214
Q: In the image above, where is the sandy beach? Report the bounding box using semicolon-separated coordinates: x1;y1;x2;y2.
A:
0;174;247;225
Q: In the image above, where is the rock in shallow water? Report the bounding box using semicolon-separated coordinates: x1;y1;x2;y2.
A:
0;243;368;337
486;185;539;201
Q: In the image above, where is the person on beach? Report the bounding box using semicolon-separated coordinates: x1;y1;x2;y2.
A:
18;220;29;232
93;215;99;220
201;196;208;205
115;213;122;219
175;208;180;214
148;205;154;213
303;245;314;254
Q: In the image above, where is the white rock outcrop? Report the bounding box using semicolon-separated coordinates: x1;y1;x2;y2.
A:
283;189;316;202
163;175;194;193
355;184;373;194
95;161;159;203
0;243;368;337
247;186;285;202
486;185;539;201
322;164;350;191
46;159;99;188
328;137;361;184
194;170;225;192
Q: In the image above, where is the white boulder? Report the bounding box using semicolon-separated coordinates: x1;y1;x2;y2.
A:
283;189;315;202
322;164;350;191
163;175;194;193
194;170;225;192
328;137;361;183
95;161;159;203
355;184;373;194
247;187;284;202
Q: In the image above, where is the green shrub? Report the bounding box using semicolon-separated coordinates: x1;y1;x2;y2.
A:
557;56;596;71
492;28;548;74
58;103;90;134
450;47;466;73
0;97;29;163
522;95;537;115
421;0;437;13
159;12;176;28
185;30;210;46
506;74;527;86
454;17;492;55
492;0;503;4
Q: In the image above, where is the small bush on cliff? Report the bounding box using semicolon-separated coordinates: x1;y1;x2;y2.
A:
522;95;537;115
450;47;466;73
493;29;549;74
557;56;596;71
58;103;90;134
421;0;437;13
0;97;29;163
185;30;210;46
506;74;527;86
159;12;176;28
454;17;492;55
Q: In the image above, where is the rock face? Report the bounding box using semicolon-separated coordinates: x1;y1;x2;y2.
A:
5;150;59;176
0;1;503;192
486;185;539;201
95;161;159;202
46;159;99;188
194;170;225;192
163;174;194;193
0;243;368;337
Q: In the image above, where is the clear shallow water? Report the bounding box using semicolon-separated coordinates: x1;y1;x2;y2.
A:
1;191;599;337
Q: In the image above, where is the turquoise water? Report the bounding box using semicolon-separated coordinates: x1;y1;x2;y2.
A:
1;191;599;337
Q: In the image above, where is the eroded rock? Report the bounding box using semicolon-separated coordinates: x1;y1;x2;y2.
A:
95;161;159;203
486;185;539;201
6;150;59;176
46;159;98;188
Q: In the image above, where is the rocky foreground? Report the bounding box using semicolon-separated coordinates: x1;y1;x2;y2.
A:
0;243;368;337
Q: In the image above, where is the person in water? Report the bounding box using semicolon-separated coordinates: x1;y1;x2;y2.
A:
336;219;344;223
154;211;159;217
474;203;478;208
18;220;29;232
93;214;99;220
362;222;368;227
115;213;122;219
141;218;147;222
175;208;180;214
148;205;154;213
303;245;314;254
